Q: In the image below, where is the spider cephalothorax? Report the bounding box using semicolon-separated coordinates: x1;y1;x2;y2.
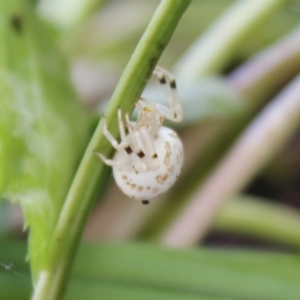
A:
94;66;184;204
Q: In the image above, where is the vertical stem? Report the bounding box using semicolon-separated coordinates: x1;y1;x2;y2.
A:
32;1;191;299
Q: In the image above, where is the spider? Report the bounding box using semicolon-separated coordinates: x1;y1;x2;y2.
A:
94;66;184;205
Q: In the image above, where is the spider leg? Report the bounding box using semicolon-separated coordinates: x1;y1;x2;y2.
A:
153;66;183;122
134;101;146;123
139;125;159;171
134;100;143;113
117;107;126;141
93;151;128;167
102;116;122;150
102;112;130;152
125;113;145;157
125;113;148;172
117;107;135;155
126;115;159;171
137;97;165;137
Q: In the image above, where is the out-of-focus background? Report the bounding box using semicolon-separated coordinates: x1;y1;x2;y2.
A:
1;1;300;299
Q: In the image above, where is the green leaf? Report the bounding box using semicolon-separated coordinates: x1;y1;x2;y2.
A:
0;1;91;279
71;243;300;300
1;240;300;300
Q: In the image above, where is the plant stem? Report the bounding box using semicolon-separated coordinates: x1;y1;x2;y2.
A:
213;196;300;249
175;0;287;80
161;74;300;246
32;1;191;299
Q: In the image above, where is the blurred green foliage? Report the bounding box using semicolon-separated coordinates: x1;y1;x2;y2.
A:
0;0;91;279
1;240;300;300
1;0;300;299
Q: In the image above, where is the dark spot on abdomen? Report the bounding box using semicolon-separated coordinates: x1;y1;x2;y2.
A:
138;151;145;158
125;146;133;154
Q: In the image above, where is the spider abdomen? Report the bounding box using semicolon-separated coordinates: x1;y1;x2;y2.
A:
113;127;183;202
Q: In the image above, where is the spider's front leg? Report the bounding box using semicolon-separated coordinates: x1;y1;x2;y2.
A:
94;108;131;167
153;66;183;122
101;108;131;151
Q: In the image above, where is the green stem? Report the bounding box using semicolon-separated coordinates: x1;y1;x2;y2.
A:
32;1;191;299
214;196;300;248
175;0;287;80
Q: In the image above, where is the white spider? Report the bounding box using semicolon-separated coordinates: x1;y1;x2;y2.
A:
94;66;184;205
